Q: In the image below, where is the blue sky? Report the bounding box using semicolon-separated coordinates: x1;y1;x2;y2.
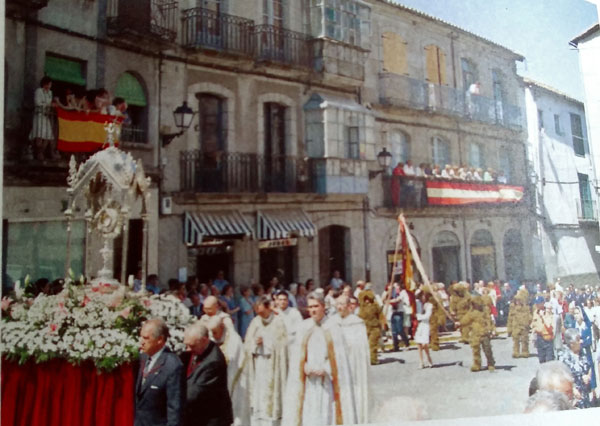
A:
392;0;598;100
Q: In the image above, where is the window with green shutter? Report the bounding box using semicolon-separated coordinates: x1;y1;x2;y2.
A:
44;54;86;86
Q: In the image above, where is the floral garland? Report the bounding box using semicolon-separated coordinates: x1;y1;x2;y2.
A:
1;277;195;371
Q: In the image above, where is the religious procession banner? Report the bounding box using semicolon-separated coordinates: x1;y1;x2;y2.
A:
56;108;122;152
425;180;524;205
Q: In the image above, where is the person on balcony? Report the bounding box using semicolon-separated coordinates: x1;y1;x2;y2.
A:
458;165;468;180
423;163;433;177
472;168;483;181
54;88;80;111
432;165;442;179
391;162;405;207
108;97;132;125
466;82;481;117
403;160;417;207
483;168;494;182
441;165;451;179
94;88;111;114
497;171;508;184
30;76;59;161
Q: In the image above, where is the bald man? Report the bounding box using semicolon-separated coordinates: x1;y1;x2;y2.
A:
183;322;232;426
199;295;235;331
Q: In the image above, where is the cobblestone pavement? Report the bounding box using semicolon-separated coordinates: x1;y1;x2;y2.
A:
369;328;540;420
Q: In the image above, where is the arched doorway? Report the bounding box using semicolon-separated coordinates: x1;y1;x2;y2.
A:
386;234;421;285
470;229;496;282
431;230;460;284
319;225;351;287
503;229;523;282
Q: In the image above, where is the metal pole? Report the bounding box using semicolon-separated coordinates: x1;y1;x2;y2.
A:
64;191;74;278
120;214;129;286
141;205;149;293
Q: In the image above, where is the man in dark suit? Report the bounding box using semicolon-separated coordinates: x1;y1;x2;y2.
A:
183;322;233;426
136;318;184;426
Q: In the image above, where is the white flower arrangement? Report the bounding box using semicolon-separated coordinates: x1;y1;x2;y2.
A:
1;281;195;371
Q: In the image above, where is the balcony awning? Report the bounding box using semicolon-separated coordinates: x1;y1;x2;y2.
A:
184;211;253;245
115;72;147;107
257;209;316;240
44;55;86;86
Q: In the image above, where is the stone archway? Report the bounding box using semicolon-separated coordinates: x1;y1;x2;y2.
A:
318;225;352;287
503;228;523;282
431;230;461;285
470;229;496;282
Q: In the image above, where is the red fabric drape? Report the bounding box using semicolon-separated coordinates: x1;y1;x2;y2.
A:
1;359;135;426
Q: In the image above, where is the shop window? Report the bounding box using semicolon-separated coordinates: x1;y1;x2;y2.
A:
424;44;447;85
114;72;148;143
5;220;85;283
382;32;407;75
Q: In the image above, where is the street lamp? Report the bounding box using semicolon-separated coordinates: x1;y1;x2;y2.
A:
161;101;196;147
369;147;393;179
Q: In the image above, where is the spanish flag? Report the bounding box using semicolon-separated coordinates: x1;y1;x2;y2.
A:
56;108;122;153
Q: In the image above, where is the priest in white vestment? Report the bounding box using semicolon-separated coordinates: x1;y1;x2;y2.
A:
332;295;371;424
275;290;303;353
244;295;289;426
199;295;235;331
207;316;250;426
282;292;357;426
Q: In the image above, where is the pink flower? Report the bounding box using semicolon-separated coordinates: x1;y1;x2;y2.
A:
49;323;58;333
91;286;100;293
119;307;131;319
1;297;12;311
142;299;152;308
82;296;90;307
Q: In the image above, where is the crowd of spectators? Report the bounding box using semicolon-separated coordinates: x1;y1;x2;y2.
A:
391;159;509;184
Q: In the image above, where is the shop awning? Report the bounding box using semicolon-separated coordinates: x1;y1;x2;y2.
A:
257;209;316;240
184;211;253;245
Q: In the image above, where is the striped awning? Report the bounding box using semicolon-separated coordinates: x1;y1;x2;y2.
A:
257;209;316;240
184;211;253;245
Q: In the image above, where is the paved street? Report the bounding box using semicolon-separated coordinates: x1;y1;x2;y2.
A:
369;329;539;420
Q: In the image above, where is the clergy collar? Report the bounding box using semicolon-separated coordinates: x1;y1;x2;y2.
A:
261;313;275;326
312;315;327;327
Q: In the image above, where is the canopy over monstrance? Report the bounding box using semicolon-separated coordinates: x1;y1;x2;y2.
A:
64;122;151;288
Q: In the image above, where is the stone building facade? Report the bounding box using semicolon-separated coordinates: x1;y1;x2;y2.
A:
3;0;538;291
524;79;600;285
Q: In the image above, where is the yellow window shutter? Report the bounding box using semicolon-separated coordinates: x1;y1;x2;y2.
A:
439;49;447;85
425;45;437;82
382;32;407;74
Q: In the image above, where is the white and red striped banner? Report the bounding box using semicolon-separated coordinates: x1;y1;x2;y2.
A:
426;181;523;205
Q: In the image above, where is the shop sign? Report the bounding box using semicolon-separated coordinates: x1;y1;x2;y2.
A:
196;245;230;256
259;238;298;249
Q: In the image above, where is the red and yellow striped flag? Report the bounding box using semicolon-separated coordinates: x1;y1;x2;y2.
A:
56;108;122;153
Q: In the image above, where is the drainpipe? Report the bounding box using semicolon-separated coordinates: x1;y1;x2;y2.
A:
363;196;371;282
462;216;469;282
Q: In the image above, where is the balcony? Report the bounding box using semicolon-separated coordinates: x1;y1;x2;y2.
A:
311;38;367;83
254;25;312;69
180;151;321;194
181;7;254;57
381;175;524;209
107;0;178;45
120;125;147;144
379;73;523;130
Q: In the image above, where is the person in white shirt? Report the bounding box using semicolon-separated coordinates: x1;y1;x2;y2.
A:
403;160;416;176
329;270;344;290
275;290;303;353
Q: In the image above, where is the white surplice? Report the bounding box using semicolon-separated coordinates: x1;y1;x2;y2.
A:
282;316;357;426
212;326;250;426
244;314;289;426
277;307;304;351
332;313;371;424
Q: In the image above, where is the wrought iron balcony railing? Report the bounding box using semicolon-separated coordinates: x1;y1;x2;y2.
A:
181;7;254;56
180;151;322;194
120;125;147;144
254;25;312;69
107;0;178;43
379;73;523;130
